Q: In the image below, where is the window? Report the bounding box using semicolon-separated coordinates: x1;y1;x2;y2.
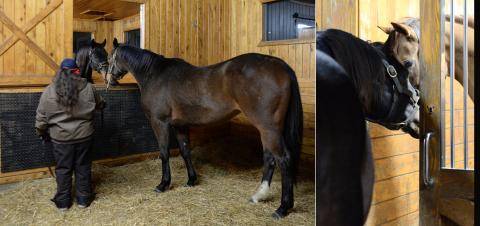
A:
73;32;92;54
262;0;315;42
125;29;141;48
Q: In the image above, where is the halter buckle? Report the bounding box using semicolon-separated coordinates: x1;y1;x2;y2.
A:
386;65;397;77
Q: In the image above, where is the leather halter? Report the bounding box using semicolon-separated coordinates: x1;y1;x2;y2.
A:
367;57;420;128
88;48;108;72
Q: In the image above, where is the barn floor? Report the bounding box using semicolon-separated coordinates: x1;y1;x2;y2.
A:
0;136;314;225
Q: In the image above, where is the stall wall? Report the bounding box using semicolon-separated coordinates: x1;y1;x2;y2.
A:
112;14;140;43
0;0;73;86
317;0;420;225
144;0;230;67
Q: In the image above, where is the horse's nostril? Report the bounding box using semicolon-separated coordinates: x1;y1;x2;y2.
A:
404;60;413;68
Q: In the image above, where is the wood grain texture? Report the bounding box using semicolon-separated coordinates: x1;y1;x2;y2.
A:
0;0;68;85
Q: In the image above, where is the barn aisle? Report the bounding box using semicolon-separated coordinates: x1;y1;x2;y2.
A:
0;136;315;225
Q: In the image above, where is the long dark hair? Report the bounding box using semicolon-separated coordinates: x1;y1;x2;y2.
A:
53;69;85;111
75;46;93;83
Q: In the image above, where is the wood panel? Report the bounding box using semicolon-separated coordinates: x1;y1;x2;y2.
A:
319;0;358;34
144;0;229;66
73;0;140;20
358;0;419;41
0;0;72;86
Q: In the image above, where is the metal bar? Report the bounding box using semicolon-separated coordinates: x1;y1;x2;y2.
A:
440;1;446;169
449;0;455;168
463;0;468;169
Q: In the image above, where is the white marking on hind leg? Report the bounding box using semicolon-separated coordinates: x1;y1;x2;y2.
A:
251;181;270;203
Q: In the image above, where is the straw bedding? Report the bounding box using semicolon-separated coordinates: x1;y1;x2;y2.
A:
0;136;314;225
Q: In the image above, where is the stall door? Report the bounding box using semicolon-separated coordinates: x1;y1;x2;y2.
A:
419;0;474;225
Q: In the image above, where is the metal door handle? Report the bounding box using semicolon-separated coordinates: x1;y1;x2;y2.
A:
423;132;435;186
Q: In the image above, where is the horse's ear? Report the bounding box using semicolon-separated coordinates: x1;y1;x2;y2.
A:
391;22;415;39
100;39;106;47
377;25;394;34
113;38;119;48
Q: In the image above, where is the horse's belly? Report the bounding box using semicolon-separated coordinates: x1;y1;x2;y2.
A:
171;104;239;126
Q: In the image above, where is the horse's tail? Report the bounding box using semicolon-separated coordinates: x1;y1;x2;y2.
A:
283;65;303;184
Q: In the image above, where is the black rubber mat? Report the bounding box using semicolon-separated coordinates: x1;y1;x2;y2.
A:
0;87;176;173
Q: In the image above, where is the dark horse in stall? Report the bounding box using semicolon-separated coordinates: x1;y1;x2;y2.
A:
103;38;303;218
316;29;420;225
74;39;109;83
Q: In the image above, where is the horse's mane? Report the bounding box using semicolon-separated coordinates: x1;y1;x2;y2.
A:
317;29;388;88
75;46;93;83
317;29;410;116
116;45;192;75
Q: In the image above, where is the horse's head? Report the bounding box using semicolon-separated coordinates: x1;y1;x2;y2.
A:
106;38;129;86
88;39;109;76
368;53;420;135
378;17;420;87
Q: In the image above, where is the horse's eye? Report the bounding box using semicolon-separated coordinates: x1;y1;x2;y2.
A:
404;60;413;68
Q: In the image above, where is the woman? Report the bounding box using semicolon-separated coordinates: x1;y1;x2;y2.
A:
35;59;105;210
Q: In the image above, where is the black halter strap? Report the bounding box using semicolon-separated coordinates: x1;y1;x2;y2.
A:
367;58;419;127
380;59;414;98
88;48;108;71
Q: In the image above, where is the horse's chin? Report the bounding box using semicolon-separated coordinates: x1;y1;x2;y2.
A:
401;120;420;139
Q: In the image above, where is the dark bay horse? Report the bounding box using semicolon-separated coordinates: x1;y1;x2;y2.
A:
104;38;303;218
316;29;420;225
75;39;109;83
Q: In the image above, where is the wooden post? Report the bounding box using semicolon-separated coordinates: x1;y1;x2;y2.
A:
419;0;443;224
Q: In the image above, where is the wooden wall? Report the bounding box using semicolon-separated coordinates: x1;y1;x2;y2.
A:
0;0;73;86
317;0;421;225
143;0;230;67
112;14;140;43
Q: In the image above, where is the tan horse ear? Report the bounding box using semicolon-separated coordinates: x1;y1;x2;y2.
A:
377;25;394;34
391;22;416;39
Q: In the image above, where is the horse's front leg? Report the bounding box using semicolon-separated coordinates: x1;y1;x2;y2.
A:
150;118;171;193
174;126;197;187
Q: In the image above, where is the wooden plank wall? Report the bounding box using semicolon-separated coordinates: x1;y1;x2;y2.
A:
143;0;230;67
227;0;315;156
0;0;72;86
317;0;421;225
112;14;140;43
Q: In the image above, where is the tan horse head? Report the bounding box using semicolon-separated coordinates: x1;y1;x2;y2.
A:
378;17;420;87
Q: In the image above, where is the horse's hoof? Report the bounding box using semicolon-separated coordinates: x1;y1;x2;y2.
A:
184;183;195;187
271;211;285;219
154;184;169;193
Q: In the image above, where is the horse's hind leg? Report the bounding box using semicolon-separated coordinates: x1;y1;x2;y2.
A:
150;118;172;193
174;126;197;187
257;129;294;218
250;150;275;203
